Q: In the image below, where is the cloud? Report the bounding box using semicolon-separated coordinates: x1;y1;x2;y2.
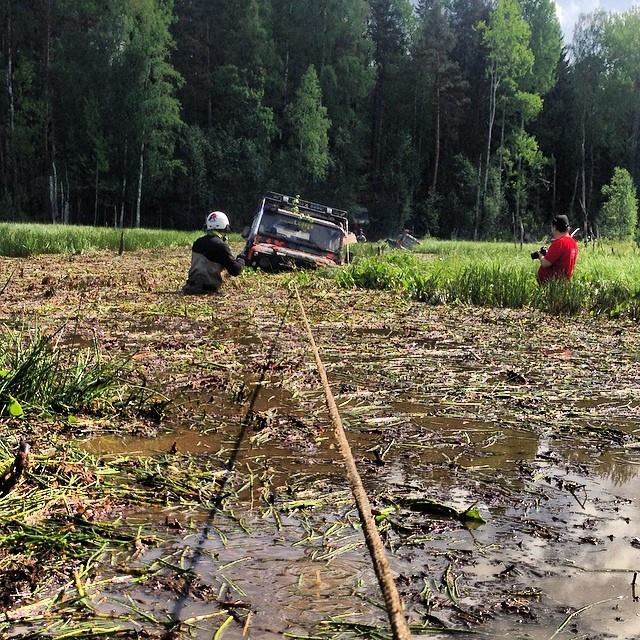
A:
554;0;602;42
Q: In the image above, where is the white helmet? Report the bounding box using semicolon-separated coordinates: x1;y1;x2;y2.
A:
205;210;230;231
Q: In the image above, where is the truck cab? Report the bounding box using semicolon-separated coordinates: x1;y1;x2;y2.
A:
243;192;349;271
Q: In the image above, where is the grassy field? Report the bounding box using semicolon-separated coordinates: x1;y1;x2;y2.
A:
2;223;639;318
342;239;640;318
0;222;245;257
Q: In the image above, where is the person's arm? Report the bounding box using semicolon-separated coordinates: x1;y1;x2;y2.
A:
539;239;562;268
218;240;244;276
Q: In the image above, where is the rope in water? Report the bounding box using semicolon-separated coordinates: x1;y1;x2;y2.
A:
293;284;412;640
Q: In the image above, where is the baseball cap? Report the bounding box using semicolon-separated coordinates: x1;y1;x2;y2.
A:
553;214;570;231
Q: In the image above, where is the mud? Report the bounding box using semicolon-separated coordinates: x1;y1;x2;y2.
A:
1;248;640;639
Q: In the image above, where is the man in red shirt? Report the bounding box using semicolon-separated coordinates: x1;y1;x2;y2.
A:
536;215;578;283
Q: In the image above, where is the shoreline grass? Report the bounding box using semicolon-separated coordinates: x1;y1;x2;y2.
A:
0;328;153;418
3;224;639;318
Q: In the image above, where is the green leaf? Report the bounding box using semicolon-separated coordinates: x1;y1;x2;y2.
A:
374;506;395;523
399;496;487;527
8;395;24;417
462;503;487;525
0;369;9;378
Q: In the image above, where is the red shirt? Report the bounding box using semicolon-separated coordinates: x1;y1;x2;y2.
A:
537;235;578;283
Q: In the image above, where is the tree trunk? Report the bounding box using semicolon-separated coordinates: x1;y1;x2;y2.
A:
473;154;482;241
206;16;212;128
551;156;556;215
630;75;640;185
50;159;58;223
413;72;421;159
62;167;69;224
119;140;128;229
3;0;14;200
431;82;441;195
283;48;290;112
93;159;99;226
59;175;65;224
66;168;70;223
372;67;385;178
515;168;521;243
588;135;594;236
579;110;588;235
135;141;144;228
483;66;499;201
45;0;54;219
514;116;524;244
519;218;524;250
498;101;505;174
321;4;327;69
569;171;578;220
498;103;508;239
6;1;13;134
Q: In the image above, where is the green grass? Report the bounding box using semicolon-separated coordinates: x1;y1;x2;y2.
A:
337;239;640;318
0;328;147;417
0;222;245;257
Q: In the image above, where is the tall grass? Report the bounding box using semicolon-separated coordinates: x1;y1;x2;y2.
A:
0;222;244;257
0;329;143;416
336;239;640;318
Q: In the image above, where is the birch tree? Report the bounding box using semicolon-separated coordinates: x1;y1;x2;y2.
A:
479;0;533;237
571;11;607;235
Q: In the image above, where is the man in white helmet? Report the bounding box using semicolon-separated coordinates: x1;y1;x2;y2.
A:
183;210;245;294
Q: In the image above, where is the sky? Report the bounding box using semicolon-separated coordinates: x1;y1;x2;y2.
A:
555;0;640;42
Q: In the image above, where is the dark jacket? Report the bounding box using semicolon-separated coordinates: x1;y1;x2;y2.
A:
183;233;244;294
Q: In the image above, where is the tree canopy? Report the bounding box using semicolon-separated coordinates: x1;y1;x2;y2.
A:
0;0;638;242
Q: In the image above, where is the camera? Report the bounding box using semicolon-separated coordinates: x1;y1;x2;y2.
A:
530;246;547;260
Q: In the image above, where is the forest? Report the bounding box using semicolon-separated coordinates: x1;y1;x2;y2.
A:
0;0;639;241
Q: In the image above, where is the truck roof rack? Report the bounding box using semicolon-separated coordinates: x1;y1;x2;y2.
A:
264;192;348;225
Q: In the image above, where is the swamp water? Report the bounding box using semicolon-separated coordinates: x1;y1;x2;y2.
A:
77;317;640;640
2;250;639;638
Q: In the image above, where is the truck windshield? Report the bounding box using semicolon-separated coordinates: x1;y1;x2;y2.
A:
258;211;343;252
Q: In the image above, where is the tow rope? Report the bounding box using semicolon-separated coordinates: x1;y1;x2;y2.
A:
293;285;412;640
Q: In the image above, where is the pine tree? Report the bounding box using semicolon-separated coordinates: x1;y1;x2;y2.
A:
287;65;331;181
368;0;415;235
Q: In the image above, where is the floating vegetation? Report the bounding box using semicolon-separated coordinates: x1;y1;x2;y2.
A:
0;431;258;637
392;497;486;527
286;618;473;639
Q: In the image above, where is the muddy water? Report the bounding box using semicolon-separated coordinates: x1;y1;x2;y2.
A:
3;249;639;638
68;288;640;640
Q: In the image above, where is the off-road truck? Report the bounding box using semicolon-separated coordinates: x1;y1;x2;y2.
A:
242;192;350;270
